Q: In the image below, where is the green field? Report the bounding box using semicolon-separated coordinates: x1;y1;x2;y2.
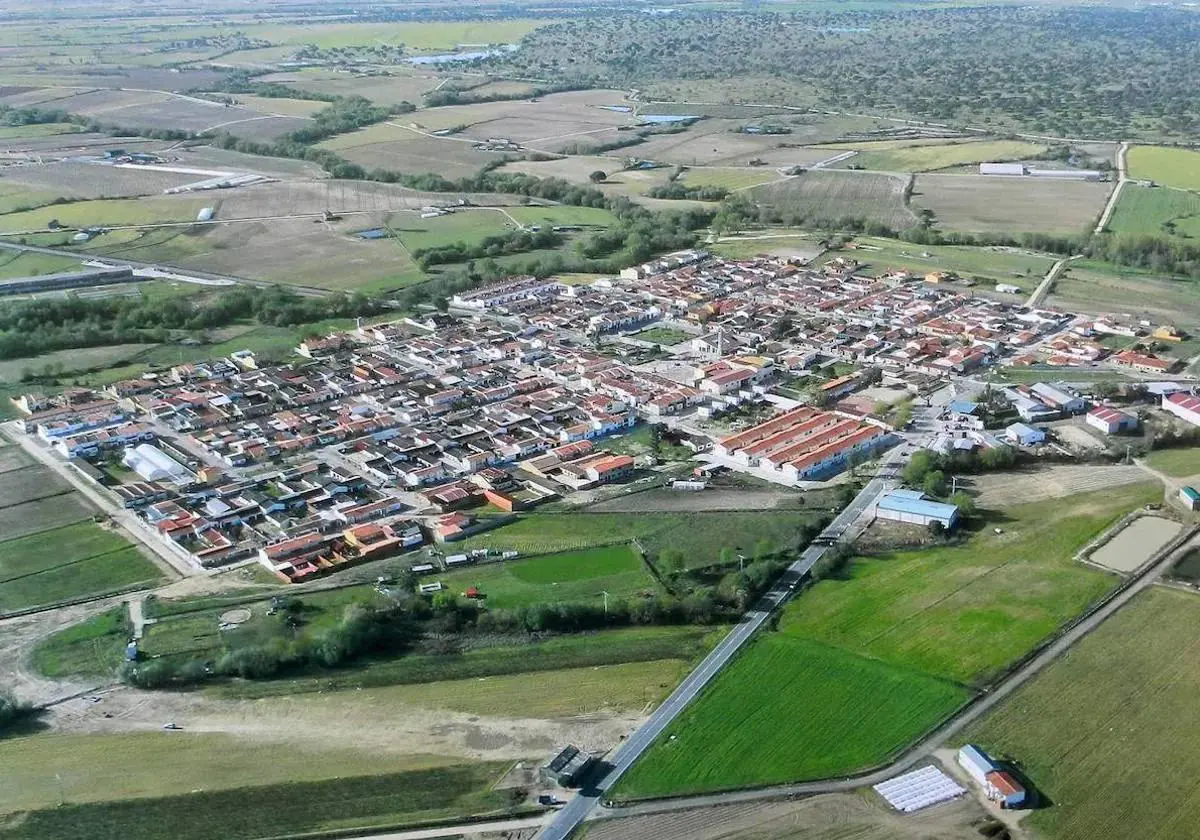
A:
437;545;659;609
821;236;1056;283
679;167;781;191
247;19;546;51
0;543;164;616
503;205;618;227
0;249;82;279
1144;447;1200;478
0;197;208;232
613;635;967;798
847;139;1047;172
0;183;64;216
32;606;132;678
633;326;694;346
965;587;1200;840
614;484;1157;798
450;510;824;569
1046;259;1200;326
1107;183;1200;238
389;209;516;252
0;759;519;840
0;123;79;140
1127;145;1200;191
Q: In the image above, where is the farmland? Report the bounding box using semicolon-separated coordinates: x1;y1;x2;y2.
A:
1045;259;1200;327
679;167;782;192
964;588;1200;840
389;209;516;252
846;139;1047;173
913;174;1112;234
318;123;510;179
32;606;133;678
0;250;80;279
819;236;1057;283
244;20;547;51
1106;183;1200;238
0;196;208;232
613;483;1157;798
750;171;916;230
504;205;618;228
1144;447;1200;478
1126;145;1200;191
612;635;968;798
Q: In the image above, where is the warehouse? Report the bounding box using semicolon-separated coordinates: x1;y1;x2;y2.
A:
541;745;595;788
979;162;1025;176
122;443;194;486
1163;391;1200;428
875;489;959;529
1005;422;1045;447
1086;406;1138;435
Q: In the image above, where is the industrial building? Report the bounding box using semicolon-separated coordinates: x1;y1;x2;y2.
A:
1163;392;1200;427
875;489;959;529
1005;422;1046;447
979;162;1025;176
957;745;1026;809
541;745;595;788
0;266;137;296
1086;406;1137;435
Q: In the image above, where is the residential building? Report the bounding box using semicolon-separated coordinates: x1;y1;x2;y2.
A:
1163;392;1200;427
1005;423;1046;446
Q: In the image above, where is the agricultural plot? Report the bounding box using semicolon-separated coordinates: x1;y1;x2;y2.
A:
826;236;1057;283
606;121;831;169
0;196;208;232
0;123;79;140
498;155;621;185
913;174;1111;234
503;205;617;227
0;250;81;279
172;145;326;180
750;171;917;230
0;490;93;540
1127;145;1200;191
261;69;443;107
616;484;1158;798
227;94;326;118
388;208;516;251
0;162;200;200
435;546;658;609
679;167;782;192
965;588;1200;840
1106;183;1200;238
845;139;1047;172
0;463;69;506
245;19;546;51
320;123;510;179
613;635;968;798
1144;446;1200;478
1045;259;1200;327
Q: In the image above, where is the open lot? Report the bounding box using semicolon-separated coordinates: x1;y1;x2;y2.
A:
614;483;1158;798
845;139;1047;172
821;236;1056;283
965;587;1200;840
750;170;916;230
1107;183;1200;238
1088;515;1179;573
1045;259;1200;326
1127;145;1200;191
969;464;1152;507
0;163;200;201
913;174;1111;234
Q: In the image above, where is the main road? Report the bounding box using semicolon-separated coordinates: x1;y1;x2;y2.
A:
537;399;947;840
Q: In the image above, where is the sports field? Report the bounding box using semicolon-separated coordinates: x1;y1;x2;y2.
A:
634;327;694;346
1106;183;1200;237
1127;145;1200;191
965;587;1200;840
848;140;1046;173
613;483;1158;798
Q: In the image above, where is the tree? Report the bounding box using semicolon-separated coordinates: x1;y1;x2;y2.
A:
949;490;977;518
659;548;687;576
589;170;607;183
923;469;948;498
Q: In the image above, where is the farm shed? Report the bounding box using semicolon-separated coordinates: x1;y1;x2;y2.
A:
1163;392;1200;428
122;443;194;486
1179;486;1200;511
1086;406;1138;435
873;765;965;813
1005;423;1045;447
979;162;1025;176
875;489;959;529
985;770;1026;808
957;744;995;785
1028;168;1102;181
541;745;595;788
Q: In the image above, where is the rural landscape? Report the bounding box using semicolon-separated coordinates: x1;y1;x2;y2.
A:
4;1;1200;840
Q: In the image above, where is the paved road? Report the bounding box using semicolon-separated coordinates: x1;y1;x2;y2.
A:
535;414;936;840
348;814;551;840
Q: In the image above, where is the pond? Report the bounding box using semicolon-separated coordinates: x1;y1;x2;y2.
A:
1090;516;1180;573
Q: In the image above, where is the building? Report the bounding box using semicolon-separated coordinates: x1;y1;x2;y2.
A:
1027;168;1101;181
1086;406;1137;435
1030;382;1085;414
1112;349;1177;374
122;443;194;485
1006;422;1045;446
541;745;595;788
979;162;1025;176
985;771;1027;808
1163;392;1200;427
0;267;137;296
995;283;1022;295
876;489;959;529
957;745;994;785
1180;486;1200;511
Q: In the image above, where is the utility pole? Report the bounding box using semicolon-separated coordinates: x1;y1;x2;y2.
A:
600;590;609;615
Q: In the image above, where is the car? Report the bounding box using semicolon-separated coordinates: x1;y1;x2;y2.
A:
162;722;182;730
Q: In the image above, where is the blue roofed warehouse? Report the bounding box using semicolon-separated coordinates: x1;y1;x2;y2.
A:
875;488;959;529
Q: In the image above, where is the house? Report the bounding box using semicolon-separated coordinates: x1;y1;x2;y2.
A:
541;745;595;788
1006;422;1045;446
1086;406;1137;435
1163;392;1200;428
1112;349;1176;374
875;489;959;530
585;454;634;484
1180;486;1200;511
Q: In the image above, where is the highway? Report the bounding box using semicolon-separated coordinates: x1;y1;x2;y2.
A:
537;399;946;840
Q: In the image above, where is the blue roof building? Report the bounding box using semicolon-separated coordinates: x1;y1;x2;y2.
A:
876;489;960;529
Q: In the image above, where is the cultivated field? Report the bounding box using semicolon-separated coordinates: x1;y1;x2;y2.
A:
389;208;516;251
504;205;617;228
0;162;201;201
244;19;546;51
609;121;838;169
1106;183;1200;238
679;167;783;192
913;174;1111;234
1045;259;1200;326
831;236;1056;283
969;464;1151;507
261;69;444;107
965;587;1200;840
613;634;968;798
0;489;94;541
0;196;209;232
1127;145;1200;190
750;171;916;230
319;123;511;179
0;249;81;279
226;94;326;118
845;139;1047;172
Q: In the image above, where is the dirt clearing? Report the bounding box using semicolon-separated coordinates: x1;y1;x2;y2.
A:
589;489;802;513
586;791;990;840
1088;516;1180;572
970;465;1151;508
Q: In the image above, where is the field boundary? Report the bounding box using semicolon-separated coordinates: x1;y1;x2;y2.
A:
0;579;160;621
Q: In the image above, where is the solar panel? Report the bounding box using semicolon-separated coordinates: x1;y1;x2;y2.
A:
873;765;966;813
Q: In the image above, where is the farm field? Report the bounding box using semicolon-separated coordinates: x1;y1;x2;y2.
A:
389;208;516;251
1144;446;1200;478
504;205;617;228
0;163;201;201
1045;259;1200;327
261;69;443;107
750;170;916;230
326;128;510;180
612;635;968;798
450;510;826;569
0;196;208;232
0;123;79;140
844;139;1046;172
822;236;1057;283
32;605;133;677
0;758;518;840
435;545;659;610
0;489;94;541
227;94;325;118
1126;145;1200;190
964;588;1200;840
614;483;1157;798
244;20;547;51
1106;183;1200;238
969;465;1151;508
0;250;81;279
913;174;1112;234
0;518;163;615
679;167;782;192
710;234;823;262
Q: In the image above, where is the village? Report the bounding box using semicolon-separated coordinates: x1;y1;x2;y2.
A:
7;251;1200;586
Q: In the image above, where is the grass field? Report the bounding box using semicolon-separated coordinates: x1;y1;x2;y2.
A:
230;94;326;118
679;167;781;191
1106;183;1200;237
1144;447;1200;478
0;196;208;232
613;635;967;798
847;140;1047;172
613;483;1157;798
914;174;1111;234
750;170;916;230
436;545;659;609
634;326;694;346
504;205;618;227
0;758;518;840
0;123;79;140
32;606;132;678
0;490;94;541
0;543;163;615
1127;145;1200;191
1046;259;1200;327
965;588;1200;840
247;20;546;51
0;249;81;279
389;209;516;252
825;236;1056;283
